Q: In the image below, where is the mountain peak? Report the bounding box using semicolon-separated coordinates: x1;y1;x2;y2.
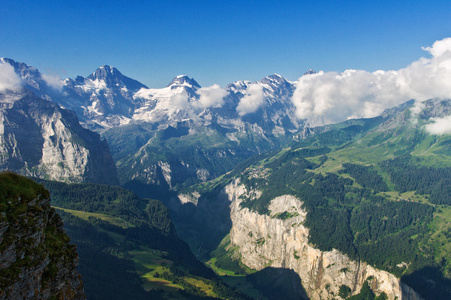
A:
88;65;122;81
304;69;316;75
261;73;289;86
167;75;200;89
0;57;15;65
0;58;40;77
87;65;147;90
266;73;286;80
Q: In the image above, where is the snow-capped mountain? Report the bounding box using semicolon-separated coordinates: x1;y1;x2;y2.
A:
131;75;203;124
2;59;149;128
1;58;306;189
61;65;149;128
1;58;302;132
0;58;63;101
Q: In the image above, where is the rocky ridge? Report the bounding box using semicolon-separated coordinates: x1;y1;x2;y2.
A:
0;172;85;299
0;89;118;184
1;58;302;132
224;179;422;300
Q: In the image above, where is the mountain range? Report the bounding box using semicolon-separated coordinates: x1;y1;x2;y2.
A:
1;58;306;190
1;57;450;299
1;58;301;131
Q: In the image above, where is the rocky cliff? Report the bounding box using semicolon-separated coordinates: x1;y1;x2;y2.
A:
224;179;421;300
0;89;118;184
0;172;85;299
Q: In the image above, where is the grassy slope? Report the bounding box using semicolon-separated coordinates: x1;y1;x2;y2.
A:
54;206;133;228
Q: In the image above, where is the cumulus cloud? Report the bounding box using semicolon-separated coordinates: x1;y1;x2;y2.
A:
170;92;189;109
424;115;451;135
196;84;228;108
236;84;265;116
291;37;451;125
0;62;21;91
41;73;64;90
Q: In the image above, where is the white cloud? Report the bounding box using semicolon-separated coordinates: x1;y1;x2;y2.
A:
236;84;265;116
41;73;64;90
410;100;425;117
422;38;451;58
291;37;451;125
409;101;426;124
0;62;21;92
170;92;189;109
196;84;227;108
425;115;451;135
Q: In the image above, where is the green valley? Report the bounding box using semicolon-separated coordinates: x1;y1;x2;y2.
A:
38;180;249;300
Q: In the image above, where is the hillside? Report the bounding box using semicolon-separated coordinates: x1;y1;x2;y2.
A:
0;172;85;299
179;99;451;299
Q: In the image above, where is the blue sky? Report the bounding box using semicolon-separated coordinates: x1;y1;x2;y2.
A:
1;0;451;88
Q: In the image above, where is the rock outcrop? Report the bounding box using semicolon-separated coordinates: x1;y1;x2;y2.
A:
0;172;85;299
224;179;421;300
0;89;118;184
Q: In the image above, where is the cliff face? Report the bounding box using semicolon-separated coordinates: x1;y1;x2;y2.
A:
224;179;421;300
0;172;85;299
0;89;118;184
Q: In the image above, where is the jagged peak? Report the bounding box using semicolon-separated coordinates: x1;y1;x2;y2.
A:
167;75;200;89
226;80;251;93
304;69;316;75
0;58;39;74
229;80;251;86
271;73;283;78
0;57;14;64
88;65;122;81
87;65;147;90
260;73;290;86
265;73;287;81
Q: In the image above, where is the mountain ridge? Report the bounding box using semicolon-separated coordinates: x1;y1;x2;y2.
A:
1;58;302;130
0;88;118;184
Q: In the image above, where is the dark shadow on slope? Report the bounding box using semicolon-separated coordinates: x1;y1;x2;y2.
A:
122;179;233;261
246;267;309;300
123;179;177;201
159;124;190;140
401;266;451;300
169;188;233;260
